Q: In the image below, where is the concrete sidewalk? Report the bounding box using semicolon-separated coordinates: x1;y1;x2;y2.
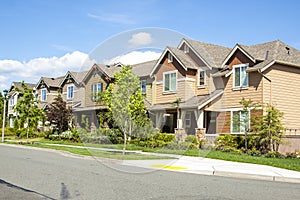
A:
3;142;300;183
121;155;300;183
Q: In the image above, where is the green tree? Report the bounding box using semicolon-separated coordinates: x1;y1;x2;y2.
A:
252;104;284;153
14;81;45;140
46;94;73;134
99;65;151;154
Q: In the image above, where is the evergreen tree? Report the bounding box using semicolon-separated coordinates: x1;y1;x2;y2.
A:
46;95;72;134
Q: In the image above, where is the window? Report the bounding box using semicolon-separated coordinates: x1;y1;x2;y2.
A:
67;85;74;99
184;44;189;53
41;89;47;101
233;64;248;88
92;83;103;101
232;110;249;134
140;80;146;94
163;71;177;92
185;112;191;128
168;52;173;63
9;97;14;106
198;70;206;87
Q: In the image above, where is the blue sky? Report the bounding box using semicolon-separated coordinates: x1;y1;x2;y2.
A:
1;0;300;90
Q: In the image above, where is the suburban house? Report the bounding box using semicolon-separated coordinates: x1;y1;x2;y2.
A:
149;39;231;136
73;61;157;130
7;81;36;128
36;76;64;110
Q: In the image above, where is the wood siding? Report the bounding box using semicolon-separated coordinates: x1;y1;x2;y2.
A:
227;49;255;69
263;64;300;129
84;72;108;107
216;111;231;134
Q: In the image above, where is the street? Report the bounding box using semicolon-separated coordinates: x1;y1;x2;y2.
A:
0;145;300;200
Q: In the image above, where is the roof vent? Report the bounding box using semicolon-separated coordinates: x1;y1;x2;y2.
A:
285;47;290;55
265;51;269;60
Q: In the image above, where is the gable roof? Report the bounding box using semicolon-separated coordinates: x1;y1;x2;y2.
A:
150;46;199;77
8;81;36;96
36;76;64;89
222;40;300;71
59;70;89;87
181;38;231;69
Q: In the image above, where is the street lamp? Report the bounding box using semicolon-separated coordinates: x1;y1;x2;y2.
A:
2;89;8;142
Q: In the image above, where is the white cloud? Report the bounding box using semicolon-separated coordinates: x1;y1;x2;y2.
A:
0;51;95;91
128;32;153;47
104;51;161;65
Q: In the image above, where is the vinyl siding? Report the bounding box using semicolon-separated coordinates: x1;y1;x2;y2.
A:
263;64;300;129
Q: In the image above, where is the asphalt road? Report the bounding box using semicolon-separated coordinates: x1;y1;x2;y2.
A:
0;145;300;200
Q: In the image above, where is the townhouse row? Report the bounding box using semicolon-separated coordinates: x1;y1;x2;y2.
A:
7;38;300;140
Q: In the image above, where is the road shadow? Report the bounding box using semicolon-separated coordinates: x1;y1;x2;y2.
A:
0;179;55;199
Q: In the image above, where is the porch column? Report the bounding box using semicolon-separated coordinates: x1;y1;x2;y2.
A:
155;112;163;129
180;110;186;129
194;110;204;128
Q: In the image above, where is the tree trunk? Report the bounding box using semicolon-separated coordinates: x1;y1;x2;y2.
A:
123;132;127;155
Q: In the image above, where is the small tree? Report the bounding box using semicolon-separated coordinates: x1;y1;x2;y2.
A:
99;66;151;154
46;94;73;134
14;81;45;140
252;104;284;153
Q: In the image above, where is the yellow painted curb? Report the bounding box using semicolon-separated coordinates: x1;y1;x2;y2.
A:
150;164;187;171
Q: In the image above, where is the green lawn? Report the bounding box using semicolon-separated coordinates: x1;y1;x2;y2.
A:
21;143;175;160
6;137;300;171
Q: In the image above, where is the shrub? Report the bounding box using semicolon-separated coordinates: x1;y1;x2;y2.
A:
246;149;261;156
215;135;238;149
285;152;298;159
264;151;284;158
166;141;198;150
199;139;213;150
185;135;199;144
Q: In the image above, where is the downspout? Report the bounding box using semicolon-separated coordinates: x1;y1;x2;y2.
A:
258;69;273;151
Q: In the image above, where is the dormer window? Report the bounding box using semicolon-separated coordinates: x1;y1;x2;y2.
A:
184;44;189;53
233;64;248;88
168;52;173;63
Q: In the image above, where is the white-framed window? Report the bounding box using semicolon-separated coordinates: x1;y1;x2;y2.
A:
140;80;146;94
184;44;189;53
168;52;173;63
9;97;14;106
163;71;177;92
198;70;206;87
231;110;250;134
92;83;103;101
41;89;47;101
233;64;248;88
185;112;191;128
67;85;74;99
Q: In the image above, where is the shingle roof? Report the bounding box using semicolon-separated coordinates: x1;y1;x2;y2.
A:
241;40;300;71
39;76;64;88
69;71;89;83
184;38;231;68
131;60;157;77
168;47;199;70
8;81;36;95
94;63;122;78
149;89;223;110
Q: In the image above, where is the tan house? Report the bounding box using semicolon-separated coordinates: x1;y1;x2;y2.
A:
149;39;230;134
7;82;36;128
36;76;64;109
